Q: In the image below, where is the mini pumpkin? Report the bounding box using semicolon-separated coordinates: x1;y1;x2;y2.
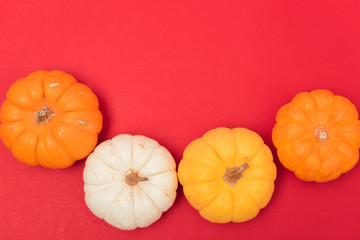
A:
83;134;178;230
272;89;360;182
0;70;102;168
178;127;276;223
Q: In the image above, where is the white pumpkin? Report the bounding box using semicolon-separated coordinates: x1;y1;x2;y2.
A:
83;134;178;230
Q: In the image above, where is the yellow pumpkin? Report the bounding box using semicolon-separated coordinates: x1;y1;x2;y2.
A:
178;127;276;223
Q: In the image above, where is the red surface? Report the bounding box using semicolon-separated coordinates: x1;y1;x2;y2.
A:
1;0;360;239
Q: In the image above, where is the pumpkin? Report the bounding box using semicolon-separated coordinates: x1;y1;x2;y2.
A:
178;127;276;223
272;89;360;182
0;70;102;168
83;134;178;230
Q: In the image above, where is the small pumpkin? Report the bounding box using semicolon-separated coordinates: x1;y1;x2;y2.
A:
0;70;102;168
83;134;178;230
272;89;360;182
178;127;276;223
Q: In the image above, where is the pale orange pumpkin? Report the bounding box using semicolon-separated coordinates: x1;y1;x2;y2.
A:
0;70;103;168
178;127;276;223
272;89;360;182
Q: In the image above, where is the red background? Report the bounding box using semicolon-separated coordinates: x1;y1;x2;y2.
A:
1;0;360;239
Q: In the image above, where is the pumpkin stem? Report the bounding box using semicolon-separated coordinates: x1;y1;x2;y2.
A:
223;163;249;187
314;126;329;143
125;172;148;186
35;107;55;124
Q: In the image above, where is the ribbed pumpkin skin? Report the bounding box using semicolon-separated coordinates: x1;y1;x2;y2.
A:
0;70;103;168
83;134;178;230
272;89;360;182
178;127;276;223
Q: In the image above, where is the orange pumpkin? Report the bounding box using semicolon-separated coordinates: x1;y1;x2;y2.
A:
272;89;360;182
0;70;103;168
